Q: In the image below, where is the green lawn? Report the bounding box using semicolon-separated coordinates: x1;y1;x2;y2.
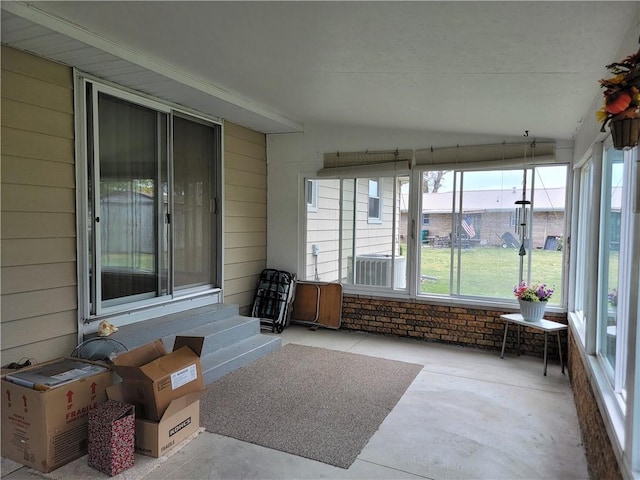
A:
103;253;155;271
418;246;565;302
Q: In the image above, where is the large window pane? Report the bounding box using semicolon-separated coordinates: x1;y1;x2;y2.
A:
574;163;592;320
305;178;341;281
457;170;526;298
305;176;408;290
97;93;165;304
419;166;567;302
529;165;568;301
598;146;624;374
348;177;406;289
417;170;452;294
173;116;216;290
305;165;567;303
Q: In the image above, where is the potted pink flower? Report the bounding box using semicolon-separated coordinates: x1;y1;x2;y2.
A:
513;281;554;322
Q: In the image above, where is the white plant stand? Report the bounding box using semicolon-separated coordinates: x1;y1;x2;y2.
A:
499;313;567;376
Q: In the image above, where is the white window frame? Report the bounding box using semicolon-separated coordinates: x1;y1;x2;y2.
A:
304;161;569;308
89;82;172;316
74;72;224;334
306;178;318;212
415;163;569;307
568;142;639;479
596;144;625;387
572;161;593;328
367;178;383;223
303;175;408;291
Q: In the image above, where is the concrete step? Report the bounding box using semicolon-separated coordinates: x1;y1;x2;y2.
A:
100;303;281;385
107;303;240;350
161;315;260;355
201;333;281;385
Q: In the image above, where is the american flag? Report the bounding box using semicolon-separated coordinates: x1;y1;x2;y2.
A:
461;216;476;238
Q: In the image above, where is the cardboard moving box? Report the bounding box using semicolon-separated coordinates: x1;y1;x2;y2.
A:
107;384;202;458
1;358;113;473
110;336;204;421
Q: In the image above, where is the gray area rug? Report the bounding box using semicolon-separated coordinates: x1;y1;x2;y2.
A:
200;343;423;469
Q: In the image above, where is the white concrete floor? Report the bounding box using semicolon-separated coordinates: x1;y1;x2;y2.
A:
144;325;588;480
2;325;589;480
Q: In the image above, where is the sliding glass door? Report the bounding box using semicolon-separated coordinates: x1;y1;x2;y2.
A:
173;115;217;291
86;82;220;316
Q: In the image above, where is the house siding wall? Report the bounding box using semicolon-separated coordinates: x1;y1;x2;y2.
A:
1;46;78;364
305;177;403;284
306;179;341;281
354;177;396;254
223;122;267;314
0;48;268;363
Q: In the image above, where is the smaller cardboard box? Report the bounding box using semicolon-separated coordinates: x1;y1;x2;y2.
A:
107;384;201;457
1;358;113;473
88;400;135;476
111;336;204;422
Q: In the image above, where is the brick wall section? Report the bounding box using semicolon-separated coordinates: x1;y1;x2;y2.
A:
341;294;567;360
568;329;622;480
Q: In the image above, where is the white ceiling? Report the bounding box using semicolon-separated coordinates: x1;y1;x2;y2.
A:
2;1;639;139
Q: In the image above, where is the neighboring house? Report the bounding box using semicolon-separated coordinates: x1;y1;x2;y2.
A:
400;186;622;250
400;187;568;249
